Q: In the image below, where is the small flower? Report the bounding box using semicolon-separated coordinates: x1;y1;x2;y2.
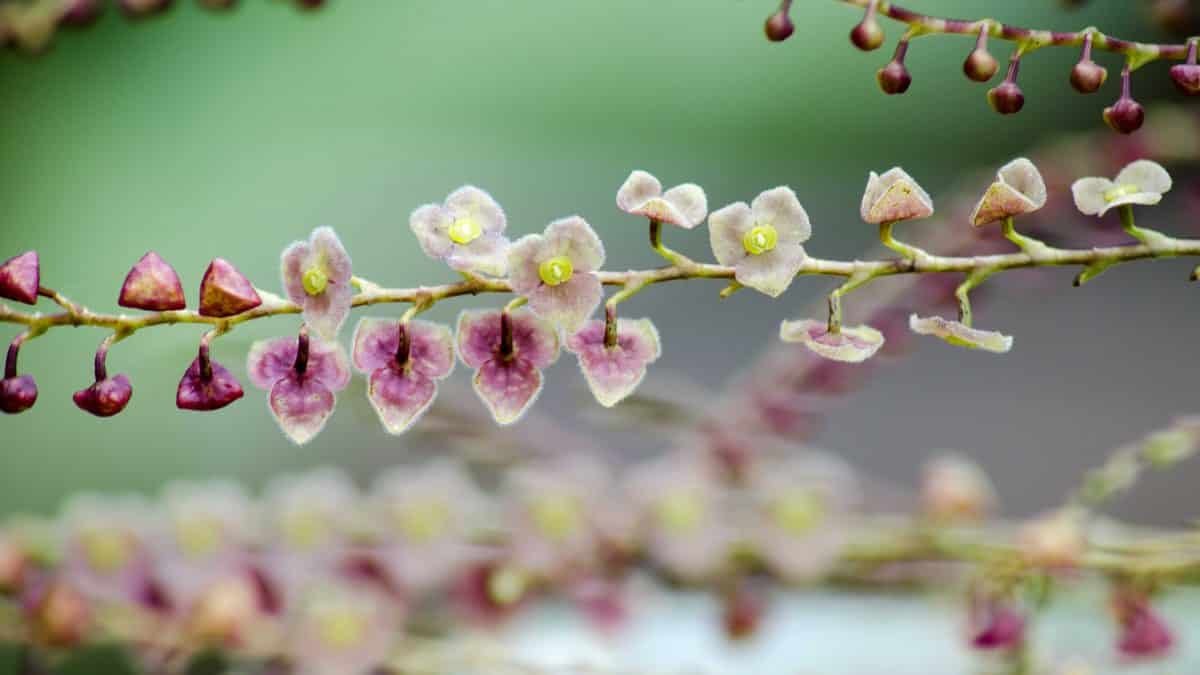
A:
709;186;811;297
969;158;1047;226
921;454;996;523
507;216;605;331
118;252;186;311
615;170;708;229
352;318;455;435
198;258;262;318
566;318;661;407
24;579;91;648
73;374;133;417
779;318;884;363
860;168;934;224
1071;159;1172;217
0;251;39;305
409;186;510;277
456;308;560;425
176;349;244;412
909;314;1013;354
1113;589;1174;661
281;227;353;341
451;556;533;626
247;333;350;445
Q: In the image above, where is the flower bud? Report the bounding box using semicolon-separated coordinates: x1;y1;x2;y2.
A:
987;81;1024;114
1018;510;1084;569
850;17;884;51
74;375;133;417
1070;59;1108;93
764;9;794;43
1170;64;1200;95
877;59;911;95
58;0;102;27
1104;97;1144;134
199;258;262;317
119;251;186;311
0;374;38;414
722;579;767;640
963;48;998;82
0;251;40;305
177;352;244;412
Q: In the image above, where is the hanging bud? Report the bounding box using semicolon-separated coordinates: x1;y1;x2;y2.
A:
1070;34;1108;93
177;343;244;411
877;40;912;95
1103;65;1144;134
1169;40;1200;95
118;252;186;311
764;1;794;43
987;57;1025;114
963;26;998;82
74;339;132;417
1;337;37;414
57;0;102;27
849;1;883;51
198;258;261;317
969;594;1025;651
0;251;40;305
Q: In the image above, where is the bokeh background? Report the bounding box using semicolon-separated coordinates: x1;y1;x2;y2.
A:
2;2;1199;671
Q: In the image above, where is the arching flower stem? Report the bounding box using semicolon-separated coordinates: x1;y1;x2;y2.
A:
954;268;997;328
648;220;693;267
878;221;929;261
603;280;649;348
825;267;880;333
1000;217;1057;259
1118;206;1177;251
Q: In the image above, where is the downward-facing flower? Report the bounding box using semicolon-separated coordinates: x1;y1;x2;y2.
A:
506;454;612;579
860;168;934;224
970;158;1048;226
1071;160;1172;217
709;186;811;297
566;318;661;407
176;344;244;412
508;216;605;331
615;170;708;229
1113;589;1174;661
59;494;154;603
281;227;353;341
247;332;350;445
779;318;884;363
456;308;560;425
410;186;510;277
352;318;455;435
909;314;1012;354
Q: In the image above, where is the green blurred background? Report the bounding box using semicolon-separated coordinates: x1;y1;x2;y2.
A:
0;0;1193;527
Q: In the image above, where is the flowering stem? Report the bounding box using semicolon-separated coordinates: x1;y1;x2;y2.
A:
4;333;29;379
878;221;927;260
1001;217;1057;259
648;219;692;267
93;332;126;381
955;268;996;327
826;267;879;333
604;281;649;347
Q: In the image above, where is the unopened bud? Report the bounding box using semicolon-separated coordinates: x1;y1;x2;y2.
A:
877;58;911;94
764;9;794;43
1104;97;1144;134
850;17;884;51
987;81;1024;114
963;48;999;82
1071;59;1108;93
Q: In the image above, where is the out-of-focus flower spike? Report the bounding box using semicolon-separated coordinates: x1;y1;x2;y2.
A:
198;258;262;317
0;251;40;305
118;251;186;311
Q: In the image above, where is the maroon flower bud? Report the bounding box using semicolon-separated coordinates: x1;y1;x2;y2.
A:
1114;589;1174;660
177;348;244;412
1170;41;1200;95
963;49;998;82
74;375;132;417
199;258;262;317
1071;60;1108;93
57;0;102;27
764;8;794;43
987;81;1024;114
294;0;326;8
876;41;912;95
850;18;884;52
0;375;38;414
119;251;186;311
1104;65;1144;134
0;251;40;305
969;596;1025;651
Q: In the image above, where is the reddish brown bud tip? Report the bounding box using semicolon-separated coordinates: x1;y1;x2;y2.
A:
119;252;186;311
1104;97;1145;134
1170;64;1200;95
0;375;37;414
987;82;1025;114
58;0;103;27
73;375;132;417
963;49;999;82
0;251;39;305
876;60;912;94
177;356;244;411
199;258;262;317
764;10;794;42
119;0;173;18
850;18;884;51
1070;60;1108;93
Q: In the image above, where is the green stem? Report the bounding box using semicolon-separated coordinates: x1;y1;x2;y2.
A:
604;282;648;347
649;219;692;266
878;221;926;261
1001;217;1057;258
1119;205;1178;251
827;268;878;333
955;267;996;327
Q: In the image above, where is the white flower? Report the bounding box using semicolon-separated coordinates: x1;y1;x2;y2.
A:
1071;160;1172;217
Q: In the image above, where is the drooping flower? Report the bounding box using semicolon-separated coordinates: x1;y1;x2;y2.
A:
58;493;154;604
198;258;262;317
708;186;811;297
280;227;353;341
1070;160;1172;217
920;454;996;523
455;308;560;425
779;318;884;363
351;318;455;435
118;252;187;311
909;314;1012;354
970;158;1048;226
409;186;511;277
176;347;244;412
73;374;134;417
507;216;605;331
0;251;39;305
969;594;1026;651
247;332;351;445
1113;589;1174;661
615;170;708;229
566;317;661;407
860;168;934;224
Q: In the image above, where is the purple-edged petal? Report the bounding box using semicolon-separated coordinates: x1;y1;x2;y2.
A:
970;158;1047;226
118;252;186;311
909;314;1013;353
734;245;805;298
247;336;350;391
528;272;602;331
506;234;547;296
367;367;436;435
751;187;811;244
445;186;507;236
268;372;336;445
860;168;934;224
566;318;661;407
780;319;884;363
445;232;509;277
0;251;39;305
545;216;605;273
708;202;754;266
473;357;543;425
302;281;353;342
176;357;244;411
73;375;133;417
352;318;454;379
198;258;261;318
409;204;455;260
455;309;559;369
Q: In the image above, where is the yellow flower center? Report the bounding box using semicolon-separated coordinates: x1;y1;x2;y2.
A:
742;224;779;255
1103;184;1139;202
395;500;449;543
487;566;529;606
655;491;703;534
448;218;482;245
538;256;574;286
530;494;581;540
771;491;825;535
80;530;132;574
176;517;223;558
317;606;367;649
301;267;328;296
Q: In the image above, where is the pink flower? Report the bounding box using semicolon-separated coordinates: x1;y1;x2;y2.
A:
455;308;560;425
508;216;605;331
566;317;661;407
280;227;353;341
709;186;811;297
860;168;934;224
921;454;996;523
615;170;708;229
970;158;1047;226
58;494;154;604
779;318;885;363
284;575;402;675
351;318;455;435
247;333;351;445
409;186;510;277
909;314;1012;353
969;595;1025;651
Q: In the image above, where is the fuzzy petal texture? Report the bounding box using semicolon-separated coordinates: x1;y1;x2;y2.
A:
352;318;455;379
507;217;605;330
455;309;560;370
734;245;806;298
445;233;509;277
1072;160;1172;217
445;185;507;236
1116;159;1172;196
751;186;811;243
544;216;605;273
1070;177;1114;216
247;336;351;391
269;372;336;445
970;158;1047;226
198;258;261;318
615;170;707;229
566;318;662;407
473;357;543;425
176;357;244;411
708;202;754;267
119;252;186;311
0;251;39;305
527;272;603;331
411;187;510;276
860;168;934;224
780;319;884;363
280;227;353;341
909;314;1013;353
409;204;455;260
367;367;437;435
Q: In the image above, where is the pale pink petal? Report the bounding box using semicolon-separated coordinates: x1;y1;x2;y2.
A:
508;309;561;368
311;227;352;285
444;185;507;235
780;319;885;363
248;336;350;391
409;204;454;259
473;358;543;425
280;242;310;305
735;245;805;298
269;373;336;445
301;280;353;343
909;314;1013;353
615;170;663;213
662;184;708;228
566;318;661;407
367;368;437;435
446;232;509;277
455;309;501;368
527;271;603;331
751;186;811;243
545;216;605;272
353;318;454;379
506;234;547;296
708;202;754;266
456;309;559;370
